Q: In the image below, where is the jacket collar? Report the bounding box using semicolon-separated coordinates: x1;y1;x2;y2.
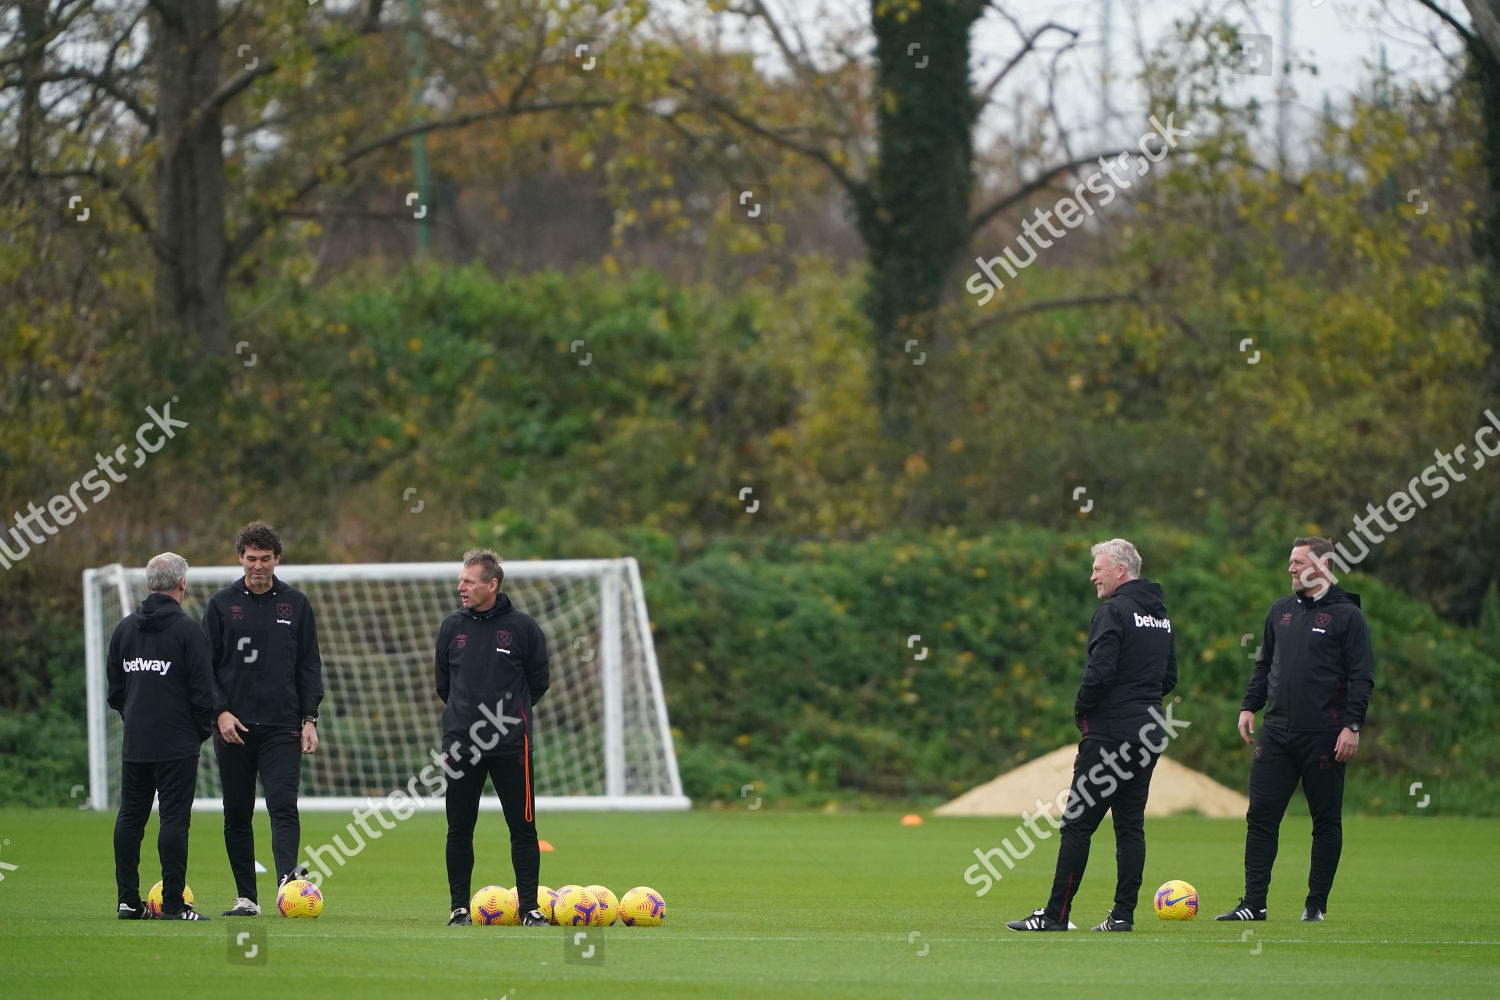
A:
461;593;514;620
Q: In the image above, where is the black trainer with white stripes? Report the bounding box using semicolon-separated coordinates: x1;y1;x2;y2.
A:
1215;898;1267;921
168;906;212;921
1091;915;1133;931
1005;908;1068;931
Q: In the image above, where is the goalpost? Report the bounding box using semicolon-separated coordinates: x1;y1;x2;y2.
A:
83;559;688;812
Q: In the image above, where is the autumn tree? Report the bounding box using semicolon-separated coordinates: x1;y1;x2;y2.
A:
1;0;645;353
655;1;1131;447
1409;0;1500;401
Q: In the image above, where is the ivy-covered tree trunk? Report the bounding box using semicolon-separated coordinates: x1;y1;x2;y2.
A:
862;1;982;440
1462;30;1500;622
152;0;231;354
16;0;46;175
1469;33;1500;404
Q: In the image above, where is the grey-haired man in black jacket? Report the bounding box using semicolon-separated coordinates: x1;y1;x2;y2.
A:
108;551;216;921
1008;538;1179;933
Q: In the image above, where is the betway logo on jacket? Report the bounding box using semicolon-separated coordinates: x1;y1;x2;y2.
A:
122;657;171;675
1133;612;1172;632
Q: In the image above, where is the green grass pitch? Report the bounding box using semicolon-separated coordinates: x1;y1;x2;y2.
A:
1;808;1496;998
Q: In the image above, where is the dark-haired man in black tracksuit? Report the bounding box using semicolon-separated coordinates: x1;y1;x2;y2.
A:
1008;538;1179;933
203;521;323;916
435;548;550;927
1218;537;1374;923
108;552;216;921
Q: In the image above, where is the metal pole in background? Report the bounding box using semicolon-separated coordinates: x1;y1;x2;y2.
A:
1101;0;1113;142
1278;0;1292;172
406;0;431;254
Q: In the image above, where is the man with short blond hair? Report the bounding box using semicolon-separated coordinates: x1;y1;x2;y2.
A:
435;548;551;926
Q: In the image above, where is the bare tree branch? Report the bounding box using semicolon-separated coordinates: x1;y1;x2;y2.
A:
36;166;160;255
193;60;278;124
0;0;97;70
967;151;1129;236
705;1;870;179
975;21;1078;107
966;289;1205;344
20;69;156;129
1411;0;1476;43
668;74;865;202
224;98;619;267
500;20;550;110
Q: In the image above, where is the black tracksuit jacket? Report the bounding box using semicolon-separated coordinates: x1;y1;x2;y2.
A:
1074;578;1179;743
202;575;323;727
107;592;217;761
1243;585;1374;732
434;593;549;760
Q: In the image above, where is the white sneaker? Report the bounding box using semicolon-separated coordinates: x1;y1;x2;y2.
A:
221;897;261;916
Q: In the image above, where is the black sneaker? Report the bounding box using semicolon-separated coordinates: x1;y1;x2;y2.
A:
168;906;212;921
1215;898;1267;921
448;907;473;926
278;864;310;889
117;901;149;920
1091;916;1133;931
222;897;261;916
520;908;549;927
1006;908;1068;931
1301;906;1325;921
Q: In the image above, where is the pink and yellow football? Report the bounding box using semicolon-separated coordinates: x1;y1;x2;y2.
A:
619;886;666;926
1154;879;1199;921
554;885;600;926
470;885;518;925
587;885;619;926
276;878;323;918
536;884;561;924
144;881;194;918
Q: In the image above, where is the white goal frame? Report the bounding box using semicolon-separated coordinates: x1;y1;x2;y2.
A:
83;559;688;812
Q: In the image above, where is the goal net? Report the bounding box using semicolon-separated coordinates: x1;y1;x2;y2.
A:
83;559;688;811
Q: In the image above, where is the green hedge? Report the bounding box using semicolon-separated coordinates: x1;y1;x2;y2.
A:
4;261;1498;811
0;576;88;807
642;524;1500;814
5;523;1497;812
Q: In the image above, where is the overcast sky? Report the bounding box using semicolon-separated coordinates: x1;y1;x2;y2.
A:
685;0;1471;166
988;0;1466;149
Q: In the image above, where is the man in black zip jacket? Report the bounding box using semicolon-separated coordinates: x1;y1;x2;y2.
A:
108;552;215;921
1218;536;1374;923
1008;538;1178;933
203;521;323;916
434;548;550;927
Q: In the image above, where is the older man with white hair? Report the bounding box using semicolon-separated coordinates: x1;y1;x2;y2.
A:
1007;538;1179;933
107;551;217;920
